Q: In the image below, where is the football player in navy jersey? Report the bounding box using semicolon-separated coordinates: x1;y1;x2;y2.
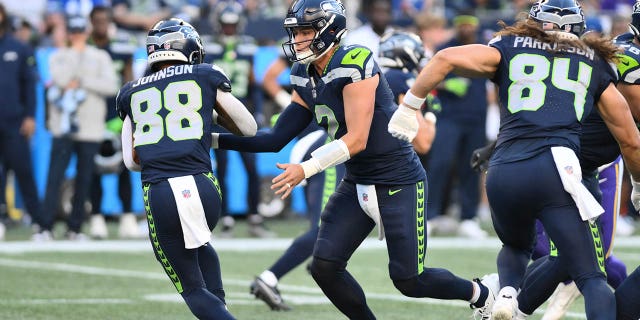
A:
212;0;497;318
249;49;345;310
116;18;257;320
203;1;273;238
378;30;437;156
389;0;640;319
613;3;640;319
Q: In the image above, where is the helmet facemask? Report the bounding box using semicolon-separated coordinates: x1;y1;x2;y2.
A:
282;0;347;64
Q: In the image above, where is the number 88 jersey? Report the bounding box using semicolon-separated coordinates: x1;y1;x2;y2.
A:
488;34;616;165
116;64;232;183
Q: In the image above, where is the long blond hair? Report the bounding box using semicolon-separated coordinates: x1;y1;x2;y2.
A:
494;18;621;63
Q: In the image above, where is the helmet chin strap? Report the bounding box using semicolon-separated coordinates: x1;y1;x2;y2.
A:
297;49;317;64
299;41;337;65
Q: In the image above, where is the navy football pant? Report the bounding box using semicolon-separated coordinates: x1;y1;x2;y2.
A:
310;179;474;319
143;173;234;320
486;150;614;320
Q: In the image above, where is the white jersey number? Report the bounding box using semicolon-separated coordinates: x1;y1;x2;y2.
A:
508;54;592;120
130;80;204;146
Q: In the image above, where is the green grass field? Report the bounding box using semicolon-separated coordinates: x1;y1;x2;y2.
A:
0;217;638;320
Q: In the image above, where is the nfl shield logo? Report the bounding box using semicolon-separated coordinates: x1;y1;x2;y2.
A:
148;45;155;53
164;43;171;50
362;193;368;202
182;189;191;199
564;166;573;175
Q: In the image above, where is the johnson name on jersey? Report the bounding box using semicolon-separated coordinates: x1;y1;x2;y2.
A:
116;64;232;183
289;45;425;185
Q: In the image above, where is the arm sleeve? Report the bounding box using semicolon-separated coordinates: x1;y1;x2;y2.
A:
218;102;313;152
121;115;141;172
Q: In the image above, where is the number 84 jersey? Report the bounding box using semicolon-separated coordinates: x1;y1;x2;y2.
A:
116;64;231;183
488;34;616;165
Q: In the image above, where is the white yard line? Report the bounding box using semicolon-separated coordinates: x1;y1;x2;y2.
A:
0;254;589;319
1;236;638;254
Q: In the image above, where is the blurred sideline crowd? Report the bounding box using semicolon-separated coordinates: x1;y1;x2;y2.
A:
0;0;639;241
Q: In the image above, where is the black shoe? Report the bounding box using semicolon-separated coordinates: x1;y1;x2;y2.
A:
250;277;291;311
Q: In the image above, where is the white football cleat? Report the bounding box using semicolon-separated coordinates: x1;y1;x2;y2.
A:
119;213;143;239
541;282;581;320
472;273;500;320
492;287;518;320
0;221;5;241
90;214;108;239
458;219;488;239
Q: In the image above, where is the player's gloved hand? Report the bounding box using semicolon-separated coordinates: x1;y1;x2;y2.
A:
631;176;640;212
443;77;470;97
470;141;497;173
388;105;419;142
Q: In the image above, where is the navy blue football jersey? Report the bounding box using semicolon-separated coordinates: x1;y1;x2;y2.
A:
203;36;256;101
488;34;616;165
384;68;414;104
290;45;425;185
577;34;640;173
116;64;231;183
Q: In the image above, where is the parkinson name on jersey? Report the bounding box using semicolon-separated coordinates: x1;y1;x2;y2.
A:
510;36;595;60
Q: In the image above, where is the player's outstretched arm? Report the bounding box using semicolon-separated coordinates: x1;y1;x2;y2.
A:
213;90;312;152
389;44;500;142
215;89;257;137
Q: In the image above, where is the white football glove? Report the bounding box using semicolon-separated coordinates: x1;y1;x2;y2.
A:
388;105;419;142
631;176;640;212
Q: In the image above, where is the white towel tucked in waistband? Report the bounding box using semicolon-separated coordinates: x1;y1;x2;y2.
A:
168;175;211;249
551;146;604;221
356;184;385;240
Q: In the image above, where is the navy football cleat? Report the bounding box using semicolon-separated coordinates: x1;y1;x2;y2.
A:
250;277;291;311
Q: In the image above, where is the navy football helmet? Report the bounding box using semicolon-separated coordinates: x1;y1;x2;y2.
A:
146;18;204;71
212;1;245;37
630;1;640;40
282;0;347;64
529;0;585;37
378;31;427;75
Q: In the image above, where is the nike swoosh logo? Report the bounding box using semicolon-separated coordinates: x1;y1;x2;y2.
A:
350;51;361;59
598;177;608;184
388;188;402;196
621;60;630;66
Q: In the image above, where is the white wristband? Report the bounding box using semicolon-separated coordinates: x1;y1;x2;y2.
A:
402;90;426;110
274;90;292;110
300;139;350;178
